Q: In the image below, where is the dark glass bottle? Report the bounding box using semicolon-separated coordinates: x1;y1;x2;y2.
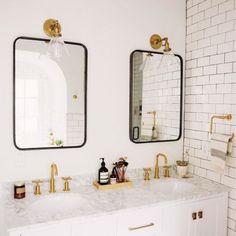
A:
98;158;109;185
110;166;117;184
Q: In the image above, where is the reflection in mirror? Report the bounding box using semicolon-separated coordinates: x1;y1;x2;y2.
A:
14;37;87;150
130;50;183;143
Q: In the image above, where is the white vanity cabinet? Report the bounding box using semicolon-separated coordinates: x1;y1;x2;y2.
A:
162;194;228;236
7;193;228;236
116;206;162;236
162;202;189;236
10;224;71;236
71;214;116;236
188;196;227;236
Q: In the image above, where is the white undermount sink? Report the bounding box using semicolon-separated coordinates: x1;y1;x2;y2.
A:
27;193;87;215
150;180;196;193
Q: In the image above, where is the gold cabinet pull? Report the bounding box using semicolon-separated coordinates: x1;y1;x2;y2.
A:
192;212;197;220
198;211;203;219
128;223;154;231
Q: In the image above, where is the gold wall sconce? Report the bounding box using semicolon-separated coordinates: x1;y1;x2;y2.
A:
140;33;178;71
43;19;62;38
150;34;171;52
43;18;69;59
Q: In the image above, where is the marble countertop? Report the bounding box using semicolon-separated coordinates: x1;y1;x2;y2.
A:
2;171;230;233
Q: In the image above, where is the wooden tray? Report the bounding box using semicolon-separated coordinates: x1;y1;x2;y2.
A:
93;180;133;190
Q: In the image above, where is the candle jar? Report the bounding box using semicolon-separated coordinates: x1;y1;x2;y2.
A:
14;182;26;199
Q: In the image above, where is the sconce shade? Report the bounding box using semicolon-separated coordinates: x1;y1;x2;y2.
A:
46;37;69;59
157;50;179;71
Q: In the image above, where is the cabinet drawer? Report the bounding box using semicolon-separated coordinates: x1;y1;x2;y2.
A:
117;206;162;236
71;214;116;236
18;224;70;236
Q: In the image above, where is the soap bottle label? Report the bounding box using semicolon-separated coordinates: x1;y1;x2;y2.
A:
100;172;109;184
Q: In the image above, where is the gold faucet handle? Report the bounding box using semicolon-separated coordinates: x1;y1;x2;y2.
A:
32;179;43;195
163;165;171;178
143;168;151;181
62;176;72;192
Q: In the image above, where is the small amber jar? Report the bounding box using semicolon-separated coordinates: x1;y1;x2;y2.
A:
14;182;26;199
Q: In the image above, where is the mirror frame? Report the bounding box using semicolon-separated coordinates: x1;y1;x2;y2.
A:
13;36;88;150
129;49;183;144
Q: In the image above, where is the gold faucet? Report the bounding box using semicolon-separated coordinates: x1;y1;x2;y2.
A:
49;163;58;193
154;153;168;179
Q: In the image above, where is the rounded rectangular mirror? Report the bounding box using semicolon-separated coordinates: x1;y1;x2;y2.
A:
130;50;183;143
13;37;87;150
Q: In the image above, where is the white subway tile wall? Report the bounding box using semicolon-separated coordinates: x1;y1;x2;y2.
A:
186;0;236;234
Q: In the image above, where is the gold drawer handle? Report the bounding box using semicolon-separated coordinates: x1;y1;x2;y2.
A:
128;223;154;231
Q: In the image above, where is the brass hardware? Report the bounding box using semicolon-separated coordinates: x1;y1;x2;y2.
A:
143;168;151;181
163;165;171;178
147;111;157;127
147;111;158;140
49;163;58;193
163;38;171;52
43;19;62;38
154;153;168;179
150;34;171;52
210;114;232;134
150;34;162;49
32;180;43;195
192;212;197;220
128;223;154;231
62;176;72;192
198;211;203;219
73;95;78;100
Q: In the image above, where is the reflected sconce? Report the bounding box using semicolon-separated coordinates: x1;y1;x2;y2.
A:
139;52;153;71
43;19;69;59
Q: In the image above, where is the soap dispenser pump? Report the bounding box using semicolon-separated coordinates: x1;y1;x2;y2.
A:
98;158;109;185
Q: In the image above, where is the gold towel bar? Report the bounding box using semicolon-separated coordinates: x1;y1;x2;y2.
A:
210;114;232;134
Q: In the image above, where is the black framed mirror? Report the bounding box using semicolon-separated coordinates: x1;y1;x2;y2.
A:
129;50;183;143
13;37;87;150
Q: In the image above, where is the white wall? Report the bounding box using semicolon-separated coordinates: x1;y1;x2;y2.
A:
185;0;236;234
0;0;185;182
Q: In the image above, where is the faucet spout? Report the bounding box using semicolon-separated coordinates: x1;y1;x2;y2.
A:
154;153;168;179
49;163;58;193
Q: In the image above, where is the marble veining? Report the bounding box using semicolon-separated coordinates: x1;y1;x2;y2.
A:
2;169;230;233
